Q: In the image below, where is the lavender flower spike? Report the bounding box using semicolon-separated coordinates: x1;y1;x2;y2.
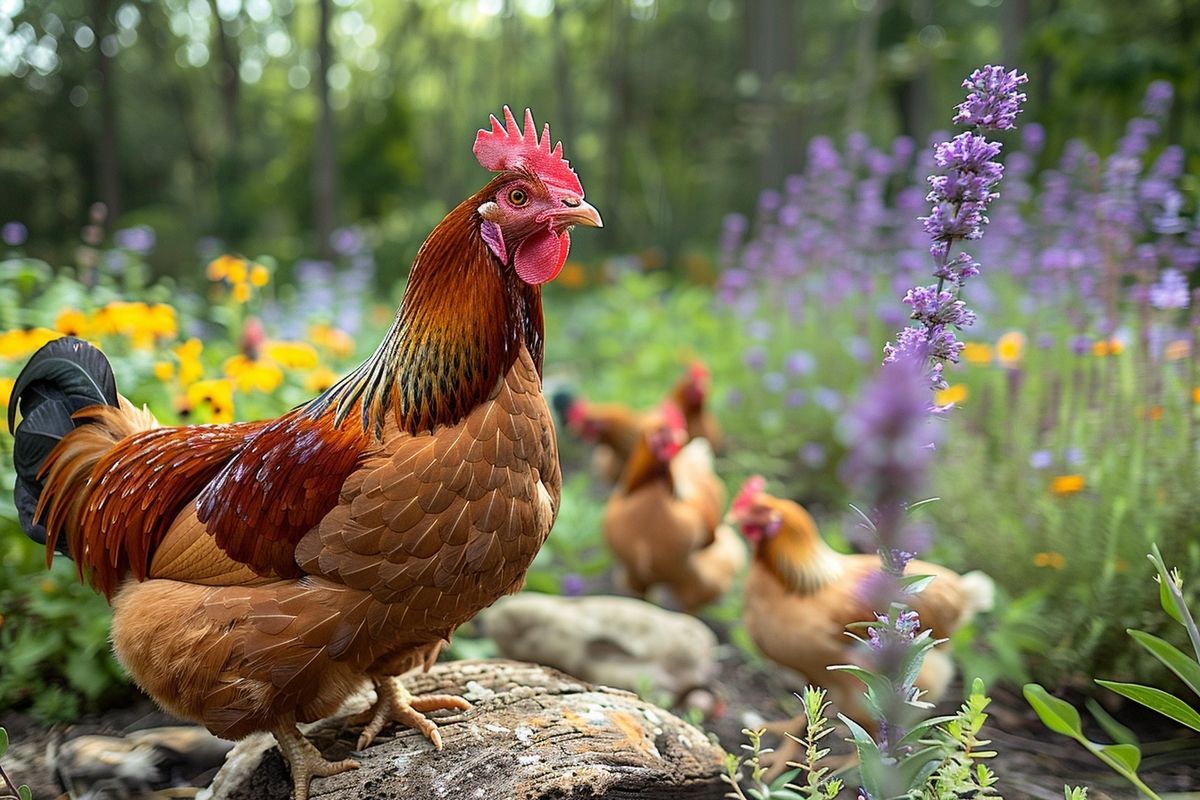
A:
954;65;1029;130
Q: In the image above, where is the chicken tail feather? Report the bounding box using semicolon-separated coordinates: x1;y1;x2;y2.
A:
9;337;124;552
957;570;996;625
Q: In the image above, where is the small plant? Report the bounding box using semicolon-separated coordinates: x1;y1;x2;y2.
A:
1025;544;1199;799
0;727;33;800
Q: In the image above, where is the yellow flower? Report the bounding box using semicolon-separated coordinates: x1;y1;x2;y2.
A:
187;379;235;423
1050;474;1085;496
249;263;270;287
90;301;177;348
1193;387;1200;405
0;377;15;407
54;309;89;337
304;367;338;394
1033;552;1066;569
173;338;204;386
558;262;586;289
223;354;284;394
995;331;1025;368
935;383;968;406
264;341;320;370
962;343;993;365
1092;338;1124;357
232;282;251;304
153;361;175;382
309;323;355;358
0;327;61;359
207;254;245;282
1164;340;1190;361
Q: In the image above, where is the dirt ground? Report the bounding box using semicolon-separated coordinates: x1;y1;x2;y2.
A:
4;647;1197;800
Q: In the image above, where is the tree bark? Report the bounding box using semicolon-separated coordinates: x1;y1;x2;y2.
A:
208;660;728;800
209;1;241;145
313;0;338;260
604;0;629;249
94;0;121;228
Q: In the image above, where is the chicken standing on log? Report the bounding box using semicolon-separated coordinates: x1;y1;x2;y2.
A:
8;107;601;800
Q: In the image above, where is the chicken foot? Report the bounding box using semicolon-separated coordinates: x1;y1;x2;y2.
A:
273;722;360;800
354;676;472;751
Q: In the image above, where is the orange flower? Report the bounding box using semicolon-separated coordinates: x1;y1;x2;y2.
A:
1092;338;1124;357
1049;474;1085;496
1164;339;1190;361
1033;552;1066;569
1193;387;1200;405
558;262;587;289
1137;405;1164;421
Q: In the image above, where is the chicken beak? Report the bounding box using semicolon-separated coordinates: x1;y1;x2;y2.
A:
555;200;603;229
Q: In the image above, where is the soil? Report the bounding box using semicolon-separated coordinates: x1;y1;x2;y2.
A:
4;648;1197;800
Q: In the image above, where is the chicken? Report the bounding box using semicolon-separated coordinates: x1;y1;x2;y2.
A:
560;360;721;484
601;403;744;612
9;107;601;800
728;477;993;757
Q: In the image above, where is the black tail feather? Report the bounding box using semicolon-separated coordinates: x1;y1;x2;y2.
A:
9;337;119;549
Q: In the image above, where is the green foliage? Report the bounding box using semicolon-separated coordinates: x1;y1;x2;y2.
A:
0;727;33;800
722;680;1007;800
1024;546;1200;800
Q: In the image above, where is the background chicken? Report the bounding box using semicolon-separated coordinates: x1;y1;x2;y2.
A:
728;477;993;760
601;403;744;612
9;107;600;800
558;360;720;484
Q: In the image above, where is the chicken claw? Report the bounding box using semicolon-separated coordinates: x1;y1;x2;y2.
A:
355;676;472;751
273;723;359;800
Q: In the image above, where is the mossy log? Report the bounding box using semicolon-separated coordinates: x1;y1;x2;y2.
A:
207;659;729;800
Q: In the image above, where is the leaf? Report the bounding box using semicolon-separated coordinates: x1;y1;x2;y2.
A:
1095;680;1200;733
1085;697;1139;747
1097;743;1141;773
20;786;33;800
0;726;8;755
1150;546;1186;627
898;574;936;595
1127;629;1200;700
1024;683;1083;737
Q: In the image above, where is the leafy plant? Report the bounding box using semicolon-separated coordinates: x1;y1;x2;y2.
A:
0;727;33;800
1024;544;1200;799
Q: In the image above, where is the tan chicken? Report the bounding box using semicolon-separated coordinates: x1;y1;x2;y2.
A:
10;108;601;800
729;477;993;756
601;404;744;612
562;360;721;484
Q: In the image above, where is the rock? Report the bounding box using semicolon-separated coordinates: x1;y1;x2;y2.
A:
206;660;727;800
52;726;233;798
481;594;717;698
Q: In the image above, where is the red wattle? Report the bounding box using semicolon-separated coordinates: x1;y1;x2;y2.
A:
513;228;570;285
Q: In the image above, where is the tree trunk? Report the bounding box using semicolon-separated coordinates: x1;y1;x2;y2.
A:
604;0;629;249
210;1;241;145
208;660;728;800
94;0;121;228
551;1;575;148
313;0;338;260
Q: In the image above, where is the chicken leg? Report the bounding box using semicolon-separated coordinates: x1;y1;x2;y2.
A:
355;676;472;751
274;722;359;800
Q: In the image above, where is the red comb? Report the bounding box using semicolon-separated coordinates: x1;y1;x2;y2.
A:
688;362;709;381
565;399;588;429
474;106;583;194
660;401;686;432
732;475;767;514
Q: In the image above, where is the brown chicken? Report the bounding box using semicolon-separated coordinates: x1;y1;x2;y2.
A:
728;477;993;756
563;360;721;483
9;107;601;800
601;403;744;612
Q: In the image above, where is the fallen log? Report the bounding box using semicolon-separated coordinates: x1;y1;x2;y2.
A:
206;659;729;800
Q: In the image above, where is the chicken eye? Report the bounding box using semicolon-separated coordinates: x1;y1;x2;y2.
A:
508;188;528;207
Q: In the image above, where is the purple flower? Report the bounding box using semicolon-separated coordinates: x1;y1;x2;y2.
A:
330;225;367;256
742;346;766;371
785;350;815;376
1029;449;1052;469
1143;80;1174;118
113;224;156;255
1149;268;1190;310
2;221;28;246
560;573;586;597
953;65;1029;130
800;442;826;468
763;372;786;393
